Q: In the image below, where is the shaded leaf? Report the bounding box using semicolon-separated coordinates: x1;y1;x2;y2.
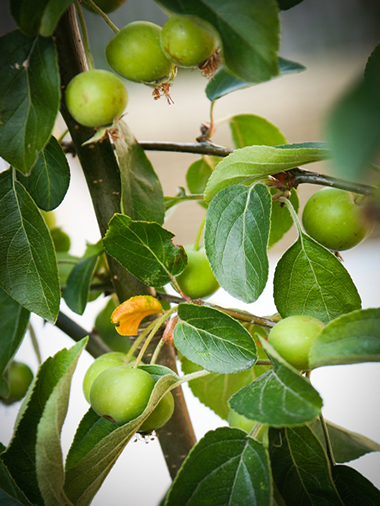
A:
16;136;70;211
180;353;270;420
111;119;164;224
0;288;30;398
0;444;34;506
277;0;304;9
326;43;380;180
0;169;60;322
274;233;361;324
332;465;380;505
0;30;60;173
269;426;343;505
110;295;163;336
174;303;257;374
309;418;380;464
57;252;80;286
205;183;271;303
206;57;306;101
64;373;178;505
229;338;322;427
165;427;272;506
10;0;73;37
229;113;286;148
63;246;102;315
269;188;299;248
1;339;88;506
309;308;380;368
103;214;187;287
204;142;330;202
156;0;280;83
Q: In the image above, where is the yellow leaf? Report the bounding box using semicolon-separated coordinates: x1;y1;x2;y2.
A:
111;296;163;336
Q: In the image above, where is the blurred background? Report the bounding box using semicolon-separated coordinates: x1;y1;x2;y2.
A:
1;1;380;504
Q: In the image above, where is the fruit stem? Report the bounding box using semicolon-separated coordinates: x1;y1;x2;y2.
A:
81;0;120;34
74;1;95;70
194;213;206;251
133;307;177;368
28;323;42;365
249;422;263;440
150;337;165;365
124;317;161;364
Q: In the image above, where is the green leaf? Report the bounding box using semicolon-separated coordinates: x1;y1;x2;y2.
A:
16;136;70;211
0;30;60;174
113;119;164;225
57;252;80;286
156;0;280;83
64;373;178;505
269;426;343;505
277;0;304;9
186;156;219;209
205;57;306;101
274;233;361;324
229;114;286;149
10;0;73;37
309;308;380;368
174;303;257;374
0;445;34;506
205;184;271;303
204;142;330;202
1;338;88;506
309;418;380;464
269;188;299;248
332;465;380;505
165;427;272;506
230;338;322;426
103;214;187;287
326;43;380;180
62;245;103;315
0;169;60;322
94;297;131;353
0;287;30;398
180;354;270;420
35;339;88;506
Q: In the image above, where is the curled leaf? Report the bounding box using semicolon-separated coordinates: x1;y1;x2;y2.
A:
111;296;163;336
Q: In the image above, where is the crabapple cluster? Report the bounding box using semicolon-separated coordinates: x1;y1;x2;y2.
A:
83;353;174;431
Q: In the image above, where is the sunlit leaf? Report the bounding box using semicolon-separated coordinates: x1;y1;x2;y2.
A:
229;113;286;148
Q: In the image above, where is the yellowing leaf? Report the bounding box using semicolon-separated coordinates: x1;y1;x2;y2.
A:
111;296;163;336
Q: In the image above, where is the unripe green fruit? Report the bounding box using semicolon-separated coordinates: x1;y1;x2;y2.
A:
160;15;218;67
175;245;219;299
268;315;325;370
83;352;133;403
90;366;155;424
82;0;127;14
139;391;175;432
50;227;71;253
41;210;56;229
1;361;34;404
106;21;175;83
302;188;373;251
65;69;128;127
228;409;256;433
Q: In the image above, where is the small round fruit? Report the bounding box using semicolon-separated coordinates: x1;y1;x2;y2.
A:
50;227;71;253
82;0;127;14
175;245;219;299
83;352;133;403
228;409;256;433
106;21;175;83
139;391;175;432
268;315;325;370
160;15;218;67
1;361;34;404
302;188;373;251
89;366;155;424
65;69;128;127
